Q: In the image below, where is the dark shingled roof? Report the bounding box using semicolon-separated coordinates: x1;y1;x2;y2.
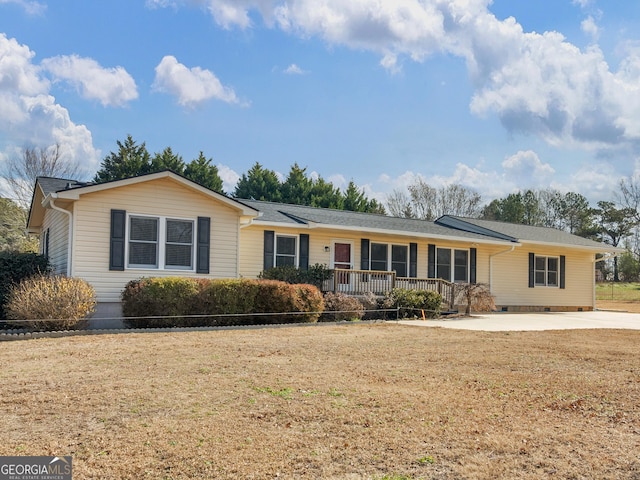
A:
437;215;611;249
238;199;515;244
36;176;92;196
239;200;617;251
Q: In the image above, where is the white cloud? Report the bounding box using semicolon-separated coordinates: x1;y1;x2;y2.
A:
581;16;600;41
152;55;241;107
0;34;99;171
217;163;241;193
41;55;138;107
0;0;46;15
284;63;306;75
147;0;640;154
502;150;555;185
572;0;593;8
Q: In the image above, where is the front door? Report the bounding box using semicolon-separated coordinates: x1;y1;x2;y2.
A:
333;242;352;286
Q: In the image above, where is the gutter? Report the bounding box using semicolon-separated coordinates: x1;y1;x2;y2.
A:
49;195;73;276
489;245;516;291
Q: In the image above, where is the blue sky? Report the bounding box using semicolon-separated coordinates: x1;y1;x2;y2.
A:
1;0;640;205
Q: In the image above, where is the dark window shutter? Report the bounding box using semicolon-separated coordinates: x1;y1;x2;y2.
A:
196;217;210;274
470;247;477;284
360;239;370;270
559;255;566;289
264;230;275;270
299;234;309;270
109;209;126;271
528;253;535;288
409;243;418;278
427;244;436;278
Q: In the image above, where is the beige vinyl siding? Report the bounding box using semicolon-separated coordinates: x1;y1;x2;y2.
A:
42;207;69;275
490;245;595;308
72;177;242;303
239;224;494;282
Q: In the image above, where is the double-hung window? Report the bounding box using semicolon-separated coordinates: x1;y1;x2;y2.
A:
370;243;408;276
535;256;559;287
165;219;194;269
370;243;388;271
275;235;297;267
128;215;194;270
391;245;408;277
436;247;469;282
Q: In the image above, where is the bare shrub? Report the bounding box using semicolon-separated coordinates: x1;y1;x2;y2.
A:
5;275;96;331
455;283;496;315
321;292;364;322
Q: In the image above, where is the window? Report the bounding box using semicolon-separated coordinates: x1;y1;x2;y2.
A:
535;255;559;287
371;243;388;271
165;219;194;269
436;247;469;282
275;235;297;266
436;248;451;281
129;216;158;267
370;243;408;275
391;245;408;277
128;216;194;270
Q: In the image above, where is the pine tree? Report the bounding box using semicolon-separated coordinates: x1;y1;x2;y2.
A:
184;152;224;193
94;135;151;183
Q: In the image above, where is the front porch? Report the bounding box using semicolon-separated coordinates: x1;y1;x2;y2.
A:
322;268;456;309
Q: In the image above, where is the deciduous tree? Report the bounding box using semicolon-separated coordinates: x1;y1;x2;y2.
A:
1;144;82;207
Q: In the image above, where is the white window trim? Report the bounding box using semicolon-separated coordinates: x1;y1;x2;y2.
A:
436;247;470;283
370;242;409;276
534;255;560;288
126;214;196;271
274;233;298;268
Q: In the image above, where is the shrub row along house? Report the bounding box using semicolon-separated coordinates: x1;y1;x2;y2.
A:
28;170;621;324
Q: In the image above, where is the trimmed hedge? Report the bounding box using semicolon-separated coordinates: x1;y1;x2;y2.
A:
121;277;325;328
383;288;442;319
121;277;201;328
0;252;50;321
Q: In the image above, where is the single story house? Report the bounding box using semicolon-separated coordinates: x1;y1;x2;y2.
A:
27;171;621;323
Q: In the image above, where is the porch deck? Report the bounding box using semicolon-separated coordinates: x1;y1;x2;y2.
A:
322;268;455;309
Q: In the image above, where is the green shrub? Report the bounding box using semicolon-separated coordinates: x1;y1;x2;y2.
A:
259;263;333;288
192;279;260;326
252;280;323;324
121;277;325;327
5;275;95;331
292;284;325;323
121;277;200;328
0;251;50;321
383;288;442;319
321;292;365;322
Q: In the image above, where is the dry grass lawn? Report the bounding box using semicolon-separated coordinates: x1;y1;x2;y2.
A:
1;323;639;479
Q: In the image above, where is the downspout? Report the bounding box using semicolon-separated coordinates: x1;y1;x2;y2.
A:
49;196;73;276
489;244;516;292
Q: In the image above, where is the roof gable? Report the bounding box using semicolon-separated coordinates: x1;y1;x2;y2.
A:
37;170;259;216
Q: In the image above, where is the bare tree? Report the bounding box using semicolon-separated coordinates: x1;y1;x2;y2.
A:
386;189;414;218
387;178;482;220
1;144;82;206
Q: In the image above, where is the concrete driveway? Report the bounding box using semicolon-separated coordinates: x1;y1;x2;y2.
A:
396;310;640;331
